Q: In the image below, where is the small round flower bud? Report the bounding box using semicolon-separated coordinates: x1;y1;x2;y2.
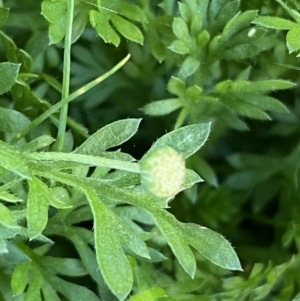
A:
140;146;185;198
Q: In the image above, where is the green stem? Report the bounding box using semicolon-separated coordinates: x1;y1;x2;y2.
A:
10;54;131;144
55;0;74;152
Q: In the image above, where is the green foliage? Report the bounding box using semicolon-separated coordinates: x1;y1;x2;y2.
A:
1;0;300;300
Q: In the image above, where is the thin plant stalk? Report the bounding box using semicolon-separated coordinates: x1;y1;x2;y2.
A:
55;0;74;152
10;54;131;144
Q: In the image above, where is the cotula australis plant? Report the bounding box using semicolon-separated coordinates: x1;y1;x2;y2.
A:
0;0;300;300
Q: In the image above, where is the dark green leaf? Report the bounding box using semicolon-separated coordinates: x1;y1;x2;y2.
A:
0;62;20;95
0;7;9;28
0;108;31;134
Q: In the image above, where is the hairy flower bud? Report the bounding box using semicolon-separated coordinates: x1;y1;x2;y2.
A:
140;146;185;198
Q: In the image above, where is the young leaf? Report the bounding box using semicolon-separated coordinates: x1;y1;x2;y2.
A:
0;203;19;229
178;56;200;79
111;14;143;45
0;189;23;203
75;119;142;155
41;0;68;44
221;10;258;42
286;27;300;53
0;62;20;95
253;16;298;30
140;99;182;116
129;287;166;301
172;18;190;43
27;177;50;239
11;262;31;296
90;10;120;46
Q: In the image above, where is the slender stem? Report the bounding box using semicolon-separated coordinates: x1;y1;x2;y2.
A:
10;54;131;144
55;0;74;152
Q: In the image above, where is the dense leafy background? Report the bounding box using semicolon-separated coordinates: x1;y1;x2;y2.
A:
1;0;300;300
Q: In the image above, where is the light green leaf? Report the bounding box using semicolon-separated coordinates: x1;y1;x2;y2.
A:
167;77;186;97
168;40;190;54
287;27;300;53
0;237;8;254
22;135;55;152
179;2;192;23
87;190;148;300
216;79;295;93
111;14;143;45
0;62;20;95
143;123;211;160
41;257;87;277
0;148;31;179
141;99;182;116
0;189;23;203
48;274;100;301
28;152;139;173
208;0;229;22
24;265;42;301
90;10;120;46
41;283;61;301
27;177;50;239
129;287;166;301
75;119;141;155
182;223;243;271
222;10;258;41
276;0;300;24
241;94;288;113
178;56;200;79
41;0;68;44
0;203;19;229
153;211;196;277
172;18;190;42
69;232;115;300
253;16;298;30
11;262;31;296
